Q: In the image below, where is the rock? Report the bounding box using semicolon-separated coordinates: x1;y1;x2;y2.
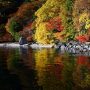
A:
19;37;28;45
60;45;66;51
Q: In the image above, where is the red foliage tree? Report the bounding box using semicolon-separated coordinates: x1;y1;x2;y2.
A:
75;34;89;42
46;16;64;32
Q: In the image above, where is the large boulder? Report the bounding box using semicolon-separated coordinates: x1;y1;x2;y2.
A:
19;37;28;45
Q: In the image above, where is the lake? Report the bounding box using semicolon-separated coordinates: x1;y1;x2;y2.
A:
0;47;90;90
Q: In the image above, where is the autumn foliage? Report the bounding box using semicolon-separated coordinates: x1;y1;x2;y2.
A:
5;1;44;41
76;34;89;42
1;0;90;43
46;16;64;32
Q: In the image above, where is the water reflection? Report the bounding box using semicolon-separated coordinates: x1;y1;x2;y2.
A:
0;47;90;90
0;48;22;90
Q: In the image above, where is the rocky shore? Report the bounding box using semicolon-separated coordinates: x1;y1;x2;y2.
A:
56;41;90;53
0;41;90;54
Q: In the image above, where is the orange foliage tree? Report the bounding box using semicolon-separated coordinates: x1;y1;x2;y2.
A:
75;34;89;42
46;16;64;32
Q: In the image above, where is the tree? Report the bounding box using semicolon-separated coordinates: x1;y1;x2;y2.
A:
34;0;65;44
5;1;44;41
73;0;90;31
34;0;75;44
73;0;90;41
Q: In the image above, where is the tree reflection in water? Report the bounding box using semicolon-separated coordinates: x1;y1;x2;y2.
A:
73;56;90;89
6;48;43;90
0;48;90;90
34;48;90;90
0;48;22;90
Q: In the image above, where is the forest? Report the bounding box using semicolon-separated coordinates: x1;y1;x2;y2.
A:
0;0;90;44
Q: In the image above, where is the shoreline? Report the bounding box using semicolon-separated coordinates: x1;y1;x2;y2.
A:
0;42;90;56
0;42;90;51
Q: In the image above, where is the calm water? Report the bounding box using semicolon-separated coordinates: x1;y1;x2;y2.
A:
0;47;90;90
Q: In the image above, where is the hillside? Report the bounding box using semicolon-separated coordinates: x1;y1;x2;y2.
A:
0;0;90;43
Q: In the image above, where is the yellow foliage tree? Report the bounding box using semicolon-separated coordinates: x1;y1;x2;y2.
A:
35;22;54;44
79;12;90;33
34;0;63;44
35;0;75;43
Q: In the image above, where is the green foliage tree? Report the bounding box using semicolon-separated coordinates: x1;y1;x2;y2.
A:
6;17;22;41
59;0;75;41
5;1;44;41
